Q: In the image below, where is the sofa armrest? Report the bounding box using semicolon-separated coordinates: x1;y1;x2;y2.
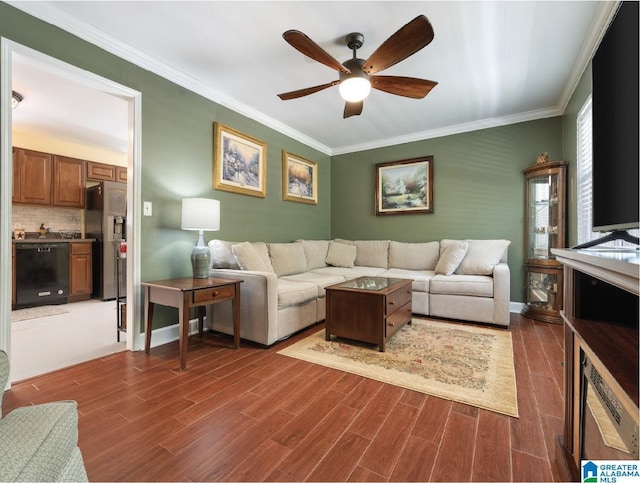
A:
492;262;511;326
207;269;280;346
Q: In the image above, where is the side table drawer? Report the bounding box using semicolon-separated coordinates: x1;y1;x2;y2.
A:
193;285;234;304
386;285;412;315
386;301;412;338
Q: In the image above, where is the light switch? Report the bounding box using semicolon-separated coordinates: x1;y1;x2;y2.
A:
143;201;152;216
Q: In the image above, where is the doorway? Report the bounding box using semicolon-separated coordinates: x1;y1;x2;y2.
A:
1;39;143;384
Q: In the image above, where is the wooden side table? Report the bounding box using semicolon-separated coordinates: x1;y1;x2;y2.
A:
143;277;242;370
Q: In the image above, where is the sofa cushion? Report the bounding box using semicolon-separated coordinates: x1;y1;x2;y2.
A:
297;239;330;270
276;279;319;309
280;272;345;298
0;401;80;482
354;240;390;268
232;242;274;272
325;241;357;268
457;239;510;275
435;241;468;275
430;274;494;297
334;239;390;268
381;268;436;292
310;266;386;278
269;242;307;276
209;240;241;269
388;241;439;270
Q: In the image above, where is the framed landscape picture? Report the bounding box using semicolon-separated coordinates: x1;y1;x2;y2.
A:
375;156;433;215
213;122;267;197
282;151;318;204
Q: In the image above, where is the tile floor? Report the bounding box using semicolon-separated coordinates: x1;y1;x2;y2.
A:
10;299;126;382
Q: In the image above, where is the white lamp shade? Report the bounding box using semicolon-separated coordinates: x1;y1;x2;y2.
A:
181;198;220;231
339;77;371;102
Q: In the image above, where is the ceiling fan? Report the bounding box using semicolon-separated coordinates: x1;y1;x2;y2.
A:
277;15;438;119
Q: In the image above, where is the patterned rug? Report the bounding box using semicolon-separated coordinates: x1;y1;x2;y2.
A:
11;305;69;323
278;318;518;417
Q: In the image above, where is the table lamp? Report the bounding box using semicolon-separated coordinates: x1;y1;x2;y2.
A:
181;198;220;278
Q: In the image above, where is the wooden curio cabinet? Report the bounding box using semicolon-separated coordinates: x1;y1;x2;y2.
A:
521;160;567;323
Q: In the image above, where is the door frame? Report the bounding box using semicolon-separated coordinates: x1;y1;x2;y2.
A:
1;38;143;384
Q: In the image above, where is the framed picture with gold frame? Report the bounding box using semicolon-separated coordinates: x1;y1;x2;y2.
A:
213;122;267;197
375;156;434;215
282;151;318;204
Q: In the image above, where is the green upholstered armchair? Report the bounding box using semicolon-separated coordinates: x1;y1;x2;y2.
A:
0;350;88;482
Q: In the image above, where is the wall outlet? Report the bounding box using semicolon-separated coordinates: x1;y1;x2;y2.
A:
143;201;152;216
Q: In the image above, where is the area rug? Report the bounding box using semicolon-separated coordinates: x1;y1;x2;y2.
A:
278;318;519;417
11;305;69;323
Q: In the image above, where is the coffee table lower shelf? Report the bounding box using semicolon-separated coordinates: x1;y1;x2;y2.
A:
325;277;413;352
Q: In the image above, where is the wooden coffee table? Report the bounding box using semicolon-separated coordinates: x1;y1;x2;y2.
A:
325;276;413;351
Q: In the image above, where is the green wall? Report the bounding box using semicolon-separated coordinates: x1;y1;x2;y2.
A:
0;3;331;329
331;118;564;302
1;2;588;316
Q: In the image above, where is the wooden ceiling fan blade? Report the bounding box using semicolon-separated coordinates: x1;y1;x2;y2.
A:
283;30;351;74
278;81;339;100
363;15;435;75
371;76;438;99
344;100;364;118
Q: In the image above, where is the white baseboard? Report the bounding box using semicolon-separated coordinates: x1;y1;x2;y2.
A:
509;301;525;313
146;318;205;349
147;303;525;348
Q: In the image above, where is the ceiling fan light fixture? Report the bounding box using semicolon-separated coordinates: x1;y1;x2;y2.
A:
11;91;23;109
339;77;371;102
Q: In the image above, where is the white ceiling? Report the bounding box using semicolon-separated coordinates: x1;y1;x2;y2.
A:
9;1;615;156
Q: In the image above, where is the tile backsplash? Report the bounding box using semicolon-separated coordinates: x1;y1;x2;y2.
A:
13;204;83;234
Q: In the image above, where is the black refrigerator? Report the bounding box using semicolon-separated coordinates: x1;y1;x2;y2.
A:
85;181;126;300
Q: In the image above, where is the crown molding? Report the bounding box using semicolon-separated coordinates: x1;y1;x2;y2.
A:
7;1;607;158
7;1;333;155
556;1;618;114
331;106;562;155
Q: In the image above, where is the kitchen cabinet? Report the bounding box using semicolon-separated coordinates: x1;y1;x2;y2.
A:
87;161;126;183
87;161;116;182
12;148;85;208
12;148;52;205
69;242;92;302
53;156;85;208
115;166;127;183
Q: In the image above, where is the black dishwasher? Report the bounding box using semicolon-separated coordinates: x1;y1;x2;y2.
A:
15;243;69;309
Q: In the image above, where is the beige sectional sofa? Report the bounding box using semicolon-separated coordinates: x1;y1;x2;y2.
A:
206;238;511;346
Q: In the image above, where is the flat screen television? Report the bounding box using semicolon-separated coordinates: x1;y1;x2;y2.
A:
582;1;639;248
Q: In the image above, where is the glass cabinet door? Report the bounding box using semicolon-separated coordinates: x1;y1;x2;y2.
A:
528;172;560;260
522;160;567;324
526;270;558;311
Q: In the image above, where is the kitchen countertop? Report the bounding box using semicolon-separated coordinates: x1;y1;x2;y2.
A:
13;238;96;243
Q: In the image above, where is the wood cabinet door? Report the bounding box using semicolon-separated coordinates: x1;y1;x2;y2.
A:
15;148;52;205
69;243;92;301
115;166;127;183
53;156;86;208
87;161;116;181
12;148;21;203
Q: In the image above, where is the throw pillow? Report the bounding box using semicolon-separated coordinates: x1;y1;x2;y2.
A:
389;241;440;270
354;240;390;268
456;239;511;275
435;241;468;275
325;241;357;268
297;239;330;270
232;242;271;272
269;242;307;276
209;240;240;269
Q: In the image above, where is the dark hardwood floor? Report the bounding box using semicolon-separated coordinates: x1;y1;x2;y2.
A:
2;313;570;482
